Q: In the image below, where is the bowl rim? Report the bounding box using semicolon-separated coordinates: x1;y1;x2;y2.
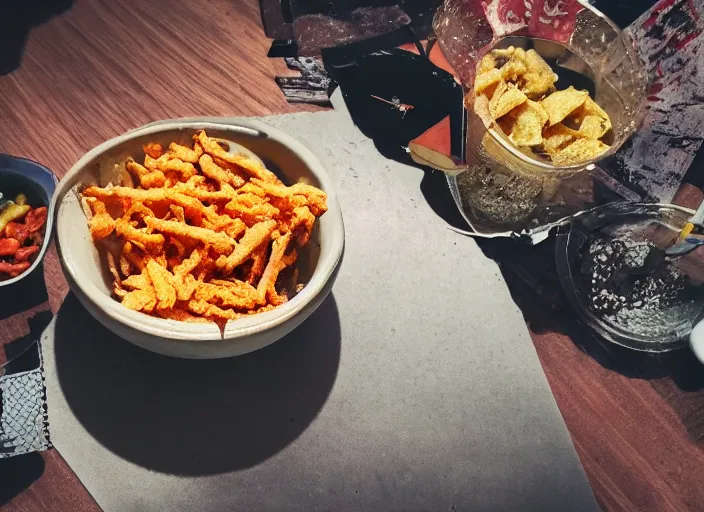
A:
0;155;58;288
53;119;344;341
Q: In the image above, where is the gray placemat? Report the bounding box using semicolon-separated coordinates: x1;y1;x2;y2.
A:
42;97;598;512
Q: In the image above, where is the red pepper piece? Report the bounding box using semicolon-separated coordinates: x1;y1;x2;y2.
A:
0;237;20;256
14;245;40;263
4;222;30;244
24;207;47;233
0;260;31;277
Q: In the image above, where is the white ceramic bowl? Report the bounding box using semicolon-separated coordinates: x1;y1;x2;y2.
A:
53;120;344;358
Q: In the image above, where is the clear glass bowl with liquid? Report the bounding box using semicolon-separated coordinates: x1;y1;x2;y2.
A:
555;203;704;352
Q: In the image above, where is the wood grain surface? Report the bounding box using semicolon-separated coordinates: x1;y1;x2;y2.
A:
1;0;703;511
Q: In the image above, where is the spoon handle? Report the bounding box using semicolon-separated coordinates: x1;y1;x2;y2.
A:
676;199;704;243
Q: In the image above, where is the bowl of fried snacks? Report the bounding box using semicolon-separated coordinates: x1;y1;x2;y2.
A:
53;121;344;358
0;155;56;287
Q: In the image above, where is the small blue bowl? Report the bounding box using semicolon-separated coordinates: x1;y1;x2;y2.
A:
0;154;58;287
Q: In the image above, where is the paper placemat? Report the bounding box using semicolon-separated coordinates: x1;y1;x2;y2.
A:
42;97;598;511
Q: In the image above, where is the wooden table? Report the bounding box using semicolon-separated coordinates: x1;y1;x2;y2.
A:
1;1;703;511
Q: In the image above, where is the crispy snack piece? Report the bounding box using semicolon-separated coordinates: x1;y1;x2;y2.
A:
168;142;203;163
194;130;281;184
489;82;527;119
541;86;589;126
498;48;527;82
146;259;177;310
143;143;164;159
522;49;557;99
256;232;292;305
122;289;157;312
246;243;269;285
578;115;609;140
216;220;277;274
500;100;548;147
187;299;240;320
86;197;116;240
120;268;157;312
127;159;166;188
157;306;210;323
157;158;198;180
115;218;165;248
475;68;502;96
280;206;315;246
194;281;257;309
249;179;328;217
579;96;610;120
551;138;609;166
122;240;145;272
199;154;246;188
83;186;224;224
540;123;585;155
477;53;497;74
224;195;280;225
568;97;612;139
144;216;236;254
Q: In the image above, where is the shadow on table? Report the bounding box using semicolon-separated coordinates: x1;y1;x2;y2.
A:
0;0;74;75
0;263;49;321
419;167;469;231
0;452;45;506
53;292;341;476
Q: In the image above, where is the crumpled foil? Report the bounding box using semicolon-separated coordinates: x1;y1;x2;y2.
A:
289;1;411;55
434;0;650;240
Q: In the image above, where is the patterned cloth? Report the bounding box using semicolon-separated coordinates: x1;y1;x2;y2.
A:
0;341;51;458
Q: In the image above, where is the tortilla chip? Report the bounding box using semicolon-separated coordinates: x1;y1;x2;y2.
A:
499;59;527;82
522;49;558;99
502;100;549;147
475;68;502;96
477;53;496;74
581;96;610;120
490;82;527;119
568;97;612;139
551;138;610;166
540;123;585;155
577;115;609;139
541;87;589;126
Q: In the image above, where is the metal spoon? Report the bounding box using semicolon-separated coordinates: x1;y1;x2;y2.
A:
618;200;704;277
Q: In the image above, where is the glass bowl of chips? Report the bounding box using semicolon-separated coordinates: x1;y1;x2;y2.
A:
435;0;648;235
53;120;344;359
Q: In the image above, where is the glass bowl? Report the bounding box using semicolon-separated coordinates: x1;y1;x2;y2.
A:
555;203;704;352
